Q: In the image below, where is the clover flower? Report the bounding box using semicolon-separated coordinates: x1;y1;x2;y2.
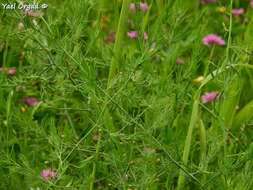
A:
22;96;40;107
139;2;149;12
40;169;57;181
201;91;219;103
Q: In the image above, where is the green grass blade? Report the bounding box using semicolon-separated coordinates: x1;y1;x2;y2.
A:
220;75;243;129
233;100;253;130
177;92;200;190
107;0;130;88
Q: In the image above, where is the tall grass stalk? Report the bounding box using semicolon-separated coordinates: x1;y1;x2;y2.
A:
107;0;130;88
177;92;200;190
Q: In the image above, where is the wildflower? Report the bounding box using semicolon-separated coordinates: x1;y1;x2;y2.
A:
201;91;219;103
143;32;148;40
104;32;116;44
40;169;57;181
201;0;216;4
216;6;226;13
176;58;185;65
251;0;253;8
193;76;205;83
231;8;244;16
129;3;136;12
139;2;149;12
127;31;138;39
6;67;17;75
202;34;225;46
0;67;17;76
22;96;40;107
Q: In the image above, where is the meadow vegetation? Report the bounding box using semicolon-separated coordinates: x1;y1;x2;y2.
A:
1;0;253;189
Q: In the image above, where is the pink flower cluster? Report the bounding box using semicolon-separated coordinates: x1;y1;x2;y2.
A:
127;31;148;40
40;169;57;181
129;2;149;12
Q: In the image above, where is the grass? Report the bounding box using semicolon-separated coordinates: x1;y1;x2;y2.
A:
1;0;253;189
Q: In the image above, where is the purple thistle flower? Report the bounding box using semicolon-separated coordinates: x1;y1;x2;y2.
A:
201;91;219;103
22;96;40;107
202;34;225;46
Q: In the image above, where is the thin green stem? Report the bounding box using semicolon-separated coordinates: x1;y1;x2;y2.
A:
199;119;207;184
223;0;233;68
204;45;215;76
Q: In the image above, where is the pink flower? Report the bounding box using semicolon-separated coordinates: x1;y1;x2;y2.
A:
40;169;57;181
201;91;219;103
143;32;148;40
22;96;40;107
7;67;17;75
231;8;244;16
127;31;138;39
202;34;225;46
139;2;149;12
251;0;253;8
201;0;216;4
176;58;185;65
104;32;115;44
129;3;136;12
0;67;17;76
